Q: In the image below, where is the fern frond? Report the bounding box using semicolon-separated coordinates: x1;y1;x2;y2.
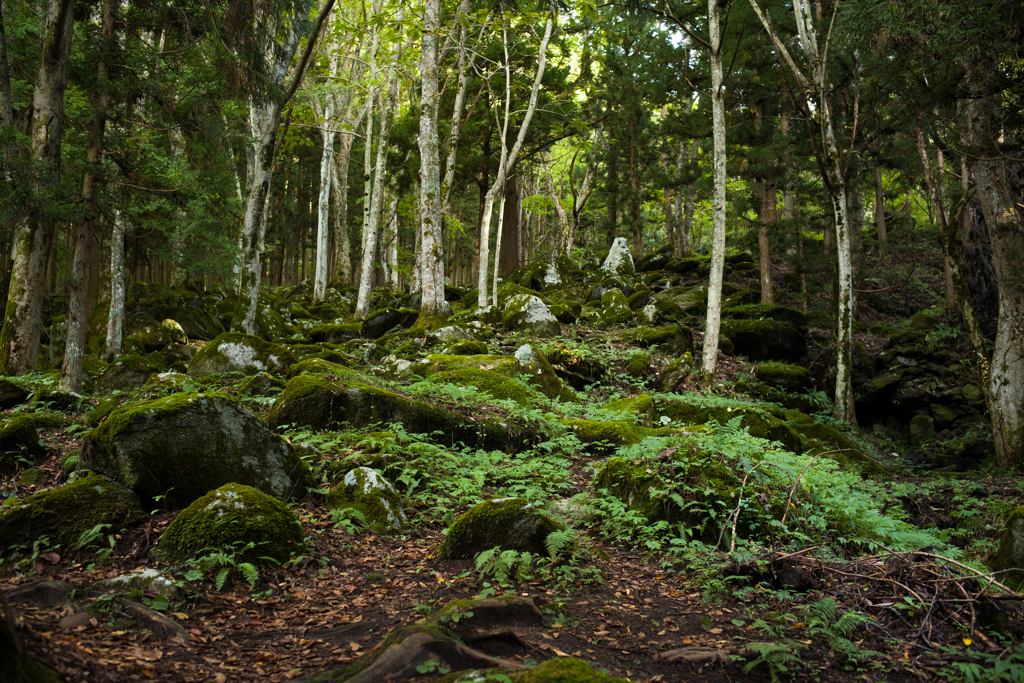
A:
544;529;575;558
239;562;259;586
215;567;231;591
475;547;500;571
809;596;837;624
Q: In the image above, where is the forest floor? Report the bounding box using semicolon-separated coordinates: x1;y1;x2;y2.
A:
3;367;1020;683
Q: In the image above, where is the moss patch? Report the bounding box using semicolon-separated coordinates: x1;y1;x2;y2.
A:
187;333;297;378
158;483;303;567
428;369;536;407
438;497;563;559
0;415;44;469
598;394;655;426
327;467;407;534
0;473;145;550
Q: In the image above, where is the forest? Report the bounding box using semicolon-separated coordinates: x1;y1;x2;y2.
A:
1;0;1023;680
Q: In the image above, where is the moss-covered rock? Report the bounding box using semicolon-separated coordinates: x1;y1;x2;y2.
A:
267;375;528;450
660;352;694;392
438;497;563;559
361;308;418;340
0;415;44;469
626;352;650;379
187;333;297;378
600;237;635;277
429;369;536;407
309;322;363;344
909;414;937;446
754;361;812;391
18;468;48;487
0;473;145;550
721;318;806;362
158;483;303;566
83;392;311;508
419;348;577;404
502;293;561;337
327;467;407;534
95;353;161;394
633;325;693;356
123;312;172;351
239;372;287;396
598;394;655;426
160;319;188;345
593;457;669;523
144;305;226;341
27;387;85;412
0;378;29;410
286;357;363;381
87;397;121;427
661;399;804;454
512;344;578;403
446;340;489;356
562;419;667;449
444;658;629;683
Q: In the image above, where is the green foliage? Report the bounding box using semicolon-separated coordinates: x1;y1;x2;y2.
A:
742;642;802;682
938;641;1024;683
182;541;264;591
475;546;536;584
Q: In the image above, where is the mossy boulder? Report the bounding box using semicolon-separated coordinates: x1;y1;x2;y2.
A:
988;506;1024;590
158;483;303;567
160;319;188;345
502;293;561;337
27;387;85;412
909;414;937;446
438;497;563;559
83;392;311;508
239;372;287;396
598;394;655;426
660;352;694;392
418;348;577;403
754;361;812;391
327;467;407;534
0;378;29;409
0;415;44;469
448;658;629;683
123;312;172;351
266;375;526;451
512;344;578;403
429;369;536;406
286;357;363;381
309;322;363;344
361;308;418;340
626;352;650;379
95;353;161;394
593;457;668;523
144;305;225;341
721;318;806;362
87;397;121;427
562;419;667;449
620;324;692;356
187;333;297;378
909;311;942;331
600;237;636;277
661;399;804;454
0;473;145;550
446;340;488;356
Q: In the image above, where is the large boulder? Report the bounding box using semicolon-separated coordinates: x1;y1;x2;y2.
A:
94;353;161;394
438;497;563;559
123;312;172;351
754;361;812;391
82;392;311;508
0;473;146;550
145;305;225;341
0;378;29;410
361;307;418;339
158;483;303;566
187;333;297;378
989;506;1024;590
327;467;407;534
416;347;577;403
600;237;636;277
266;374;528;450
0;415;44;470
502;293;561;337
721;318;806;362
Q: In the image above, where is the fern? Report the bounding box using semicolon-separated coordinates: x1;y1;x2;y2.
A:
75;523;112;550
238;562;259;586
215;567;231;591
544;529;576;559
743;642;801;682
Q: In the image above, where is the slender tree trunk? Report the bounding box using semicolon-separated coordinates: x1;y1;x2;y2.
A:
701;0;727;385
102;211;126;363
356;15;403;319
874;134;887;246
0;0;75;376
313;34;340;303
61;0;115;391
914;113;955;314
498;170;521;275
758;182;776;304
0;0;14;130
963;69;1024;469
330;134;354;287
476;18;553;308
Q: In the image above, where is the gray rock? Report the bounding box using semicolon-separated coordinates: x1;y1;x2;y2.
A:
82;392;311;509
438;497;563;559
187;333;297;378
502;294;561;337
327;467;407;534
601;237;636;277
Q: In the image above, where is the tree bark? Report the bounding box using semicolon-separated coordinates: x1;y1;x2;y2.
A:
313;30;341;304
963;70;1024;470
61;0;115;391
914;113;955;315
701;0;727;385
874;134;887;245
102;211;126;363
0;0;75;376
498;169;521;275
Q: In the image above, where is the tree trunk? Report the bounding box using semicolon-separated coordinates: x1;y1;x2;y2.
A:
330;133;354;287
0;0;75;376
102;211;126;363
701;0;727;385
356;15;403;319
61;0;115;391
498;170;521;275
874;134;887;245
914;114;955;315
963;71;1024;470
758;181;775;304
313;34;340;303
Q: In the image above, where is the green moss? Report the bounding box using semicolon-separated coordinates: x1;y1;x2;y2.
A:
442;657;630;683
286;357;363;381
660;399;804;453
327;467;406;534
632;324;693;356
429;368;536;406
598;394;654;426
309;322;363;344
0;415;43;468
28;387;86;411
422;350;577;403
158;483;303;566
562;419;668;449
446;340;488;355
0;473;145;550
438;497;563;559
988;506;1024;590
94;353;161;394
660;352;694;392
626;352;650;379
722;303;808;331
0;378;29;409
754;361;812;391
188;333;297;378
